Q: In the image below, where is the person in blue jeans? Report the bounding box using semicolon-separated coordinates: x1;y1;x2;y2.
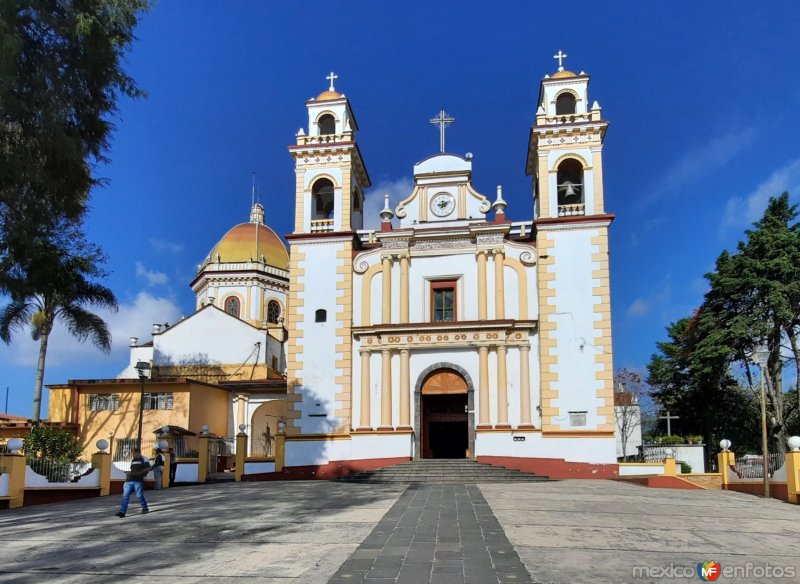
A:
115;448;150;517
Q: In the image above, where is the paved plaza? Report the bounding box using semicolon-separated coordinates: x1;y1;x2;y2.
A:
0;479;798;583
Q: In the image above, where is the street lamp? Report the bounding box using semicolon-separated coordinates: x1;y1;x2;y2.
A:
752;346;770;499
134;361;152;450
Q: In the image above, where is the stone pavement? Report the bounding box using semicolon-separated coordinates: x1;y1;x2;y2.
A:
0;479;798;583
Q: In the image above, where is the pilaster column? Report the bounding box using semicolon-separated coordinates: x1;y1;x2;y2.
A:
478;346;490;428
399;349;411;429
382;256;392;324
519;345;534;427
400;255;410;323
477;251;487;320
379;349;393;430
358;350;372;430
496;345;509;428
494;250;505;319
236;394;248;430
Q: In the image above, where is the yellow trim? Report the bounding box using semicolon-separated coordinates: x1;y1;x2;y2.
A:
478;346;490;425
519;345;532;426
494;250;505;319
308;172;341;190
285;433;352;441
380;349;392;428
360;262;382;326
334;242;354;429
542;430;615;437
477;251;487;320
313;109;340;124
551;152;590;171
396;186;421;213
537;154;549;217
400;255;409;322
503;256;529;320
496;345;508;426
592;148;605;214
381;256;392;324
399;348;410;427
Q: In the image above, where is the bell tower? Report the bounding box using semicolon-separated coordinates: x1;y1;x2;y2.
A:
526;53;616;454
285;73;371;434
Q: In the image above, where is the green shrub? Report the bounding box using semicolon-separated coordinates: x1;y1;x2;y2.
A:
679;461;692;474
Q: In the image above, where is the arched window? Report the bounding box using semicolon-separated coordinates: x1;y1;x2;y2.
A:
318;114;336;135
555;93;576;116
312;178;335;220
224;296;240;318
557;159;584;206
315;309;327;323
267;300;281;324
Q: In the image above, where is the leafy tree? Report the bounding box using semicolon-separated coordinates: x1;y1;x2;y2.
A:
646;315;745;465
0;0;149;276
702;193;800;453
0;229;117;422
23;424;83;461
23;424;84;482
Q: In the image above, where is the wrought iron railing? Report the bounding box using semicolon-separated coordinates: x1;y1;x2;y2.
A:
26;458;91;483
733;453;784;479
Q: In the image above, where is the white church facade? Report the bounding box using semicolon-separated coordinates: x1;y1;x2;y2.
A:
51;56;619;479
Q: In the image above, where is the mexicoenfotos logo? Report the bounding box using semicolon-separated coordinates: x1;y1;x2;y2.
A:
697;561;721;581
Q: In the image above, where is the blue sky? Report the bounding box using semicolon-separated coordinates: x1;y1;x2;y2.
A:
2;1;800;417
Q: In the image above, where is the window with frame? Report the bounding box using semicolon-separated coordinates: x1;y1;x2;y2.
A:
143;392;174;410
88;393;120;411
267;300;281;324
224;296;240;318
431;280;457;322
569;411;587;427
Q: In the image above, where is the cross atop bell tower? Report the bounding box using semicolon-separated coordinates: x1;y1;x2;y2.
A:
429;109;455;153
553;50;568;71
525;54;607;220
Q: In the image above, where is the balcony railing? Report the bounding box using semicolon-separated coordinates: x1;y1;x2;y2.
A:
295;132;352;146
310;219;334;233
557;203;585;217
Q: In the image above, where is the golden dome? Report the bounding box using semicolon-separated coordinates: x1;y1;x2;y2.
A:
316;89;343;101
551;70;578;79
209;222;289;270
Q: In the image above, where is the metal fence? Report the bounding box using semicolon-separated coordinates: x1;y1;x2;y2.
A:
26;458;92;483
250;431;275;457
733;453;784;479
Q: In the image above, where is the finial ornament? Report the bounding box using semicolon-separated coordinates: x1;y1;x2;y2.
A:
380;193;394;222
553;50;568;72
326;71;338;91
429;109;455;153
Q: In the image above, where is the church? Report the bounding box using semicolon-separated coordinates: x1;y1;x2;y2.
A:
49;54;618;478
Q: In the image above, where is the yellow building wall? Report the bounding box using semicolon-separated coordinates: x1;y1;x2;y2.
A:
76;381;191;453
187;383;230;436
47;386;75;423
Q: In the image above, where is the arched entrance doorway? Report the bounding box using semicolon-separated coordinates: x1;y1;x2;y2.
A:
418;369;470;459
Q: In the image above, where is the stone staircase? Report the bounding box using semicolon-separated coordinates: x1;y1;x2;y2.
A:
334;459;549;484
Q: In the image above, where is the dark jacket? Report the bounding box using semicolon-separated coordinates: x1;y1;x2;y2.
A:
125;457;151;482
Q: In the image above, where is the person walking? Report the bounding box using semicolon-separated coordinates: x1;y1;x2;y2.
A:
115;448;150;517
152;447;165;489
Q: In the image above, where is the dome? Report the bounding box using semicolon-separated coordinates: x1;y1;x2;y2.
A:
209;222;288;270
316;90;343;101
551;70;578;79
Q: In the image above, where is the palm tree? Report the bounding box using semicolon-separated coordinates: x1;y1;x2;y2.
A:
0;247;117;422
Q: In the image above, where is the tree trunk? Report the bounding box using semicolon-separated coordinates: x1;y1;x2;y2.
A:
767;338;786;455
32;331;49;422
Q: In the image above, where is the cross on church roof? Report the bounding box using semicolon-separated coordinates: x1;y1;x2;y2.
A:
429;109;455;153
553;50;568;72
326;71;338;91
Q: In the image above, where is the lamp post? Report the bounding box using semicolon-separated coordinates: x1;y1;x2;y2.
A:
134;361;152;451
752;347;770;499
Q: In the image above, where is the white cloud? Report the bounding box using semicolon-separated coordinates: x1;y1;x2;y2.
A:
0;291;182;368
135;261;168;286
149;238;185;253
626;298;649;318
721;158;800;229
643;126;757;206
363;177;415;230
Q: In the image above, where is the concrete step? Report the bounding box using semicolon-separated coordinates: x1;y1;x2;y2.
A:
333;460;549;484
